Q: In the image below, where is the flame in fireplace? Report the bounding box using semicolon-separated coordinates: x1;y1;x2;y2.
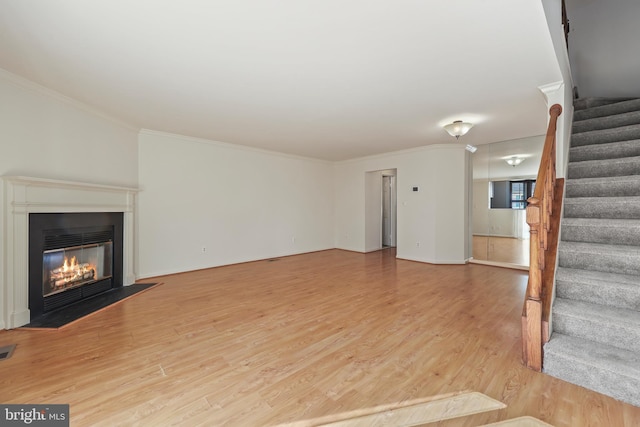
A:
50;257;97;290
62;256;77;272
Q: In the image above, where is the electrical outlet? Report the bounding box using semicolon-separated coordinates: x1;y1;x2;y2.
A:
202;247;206;253
416;241;420;247
292;236;296;243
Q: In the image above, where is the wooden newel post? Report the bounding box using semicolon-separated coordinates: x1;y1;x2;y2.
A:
524;197;543;370
527;197;542;300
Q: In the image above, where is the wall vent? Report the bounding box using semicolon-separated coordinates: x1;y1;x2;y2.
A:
0;344;16;361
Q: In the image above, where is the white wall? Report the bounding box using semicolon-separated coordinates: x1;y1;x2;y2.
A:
137;131;334;278
364;171;383;252
0;70;138;330
432;148;470;263
0;70;138;186
541;0;574;179
564;0;640;99
334;145;469;264
472;180;490;235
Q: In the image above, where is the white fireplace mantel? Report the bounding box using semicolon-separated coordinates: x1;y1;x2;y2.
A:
1;176;138;329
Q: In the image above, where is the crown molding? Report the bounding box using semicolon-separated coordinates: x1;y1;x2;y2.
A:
538;81;564;102
2;175;138;193
335;142;466;166
138;129;334;165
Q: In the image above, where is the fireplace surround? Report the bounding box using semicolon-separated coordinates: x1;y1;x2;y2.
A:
1;176;137;329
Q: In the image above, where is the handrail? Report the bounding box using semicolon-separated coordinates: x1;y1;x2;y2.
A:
522;104;563;371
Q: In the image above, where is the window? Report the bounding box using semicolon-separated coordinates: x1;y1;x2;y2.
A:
511;182;526;209
490;179;536;210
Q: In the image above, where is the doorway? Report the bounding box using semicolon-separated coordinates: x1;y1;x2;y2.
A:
364;169;397;252
382;175;396;247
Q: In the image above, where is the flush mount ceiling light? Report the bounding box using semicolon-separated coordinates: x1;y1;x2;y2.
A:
505;156;525;167
443;120;474;139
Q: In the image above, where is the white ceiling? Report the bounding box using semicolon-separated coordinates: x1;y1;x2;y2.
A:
0;0;563;161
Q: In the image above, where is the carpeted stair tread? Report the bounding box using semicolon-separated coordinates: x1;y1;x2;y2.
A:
558;241;640;275
574;97;638;112
564;196;640;219
569;139;640;162
571;124;640;147
544;333;640;407
561;218;640;246
552;298;640;353
573;110;640;134
574;98;640;121
565;175;640;198
555;267;640;310
546;96;640;407
567;156;640;179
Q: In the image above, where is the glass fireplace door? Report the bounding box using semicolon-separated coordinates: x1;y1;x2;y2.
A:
42;241;113;297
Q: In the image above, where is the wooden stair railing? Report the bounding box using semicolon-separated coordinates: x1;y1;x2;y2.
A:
522;104;563;371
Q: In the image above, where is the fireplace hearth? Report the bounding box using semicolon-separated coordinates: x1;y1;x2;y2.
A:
29;212;124;318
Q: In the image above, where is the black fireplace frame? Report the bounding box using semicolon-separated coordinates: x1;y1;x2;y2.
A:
29;212;124;318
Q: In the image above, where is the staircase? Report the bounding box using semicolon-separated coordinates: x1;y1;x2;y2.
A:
543;98;640;407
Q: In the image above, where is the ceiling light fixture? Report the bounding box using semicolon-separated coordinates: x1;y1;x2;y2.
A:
505;156;525;167
443;120;474;139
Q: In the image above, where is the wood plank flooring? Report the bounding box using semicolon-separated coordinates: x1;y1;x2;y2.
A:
0;249;638;426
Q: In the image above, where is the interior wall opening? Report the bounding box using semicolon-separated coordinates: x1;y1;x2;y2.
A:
365;168;397;252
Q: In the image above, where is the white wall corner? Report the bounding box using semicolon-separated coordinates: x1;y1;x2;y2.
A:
538;81;572;179
538;81;564;105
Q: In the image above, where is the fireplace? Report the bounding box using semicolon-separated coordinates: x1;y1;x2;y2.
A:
29;212;124;319
1;176;137;329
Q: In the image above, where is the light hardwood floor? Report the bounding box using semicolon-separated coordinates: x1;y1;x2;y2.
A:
1;249;638;426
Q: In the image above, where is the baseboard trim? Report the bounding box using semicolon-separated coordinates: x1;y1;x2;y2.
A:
468;258;529;271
